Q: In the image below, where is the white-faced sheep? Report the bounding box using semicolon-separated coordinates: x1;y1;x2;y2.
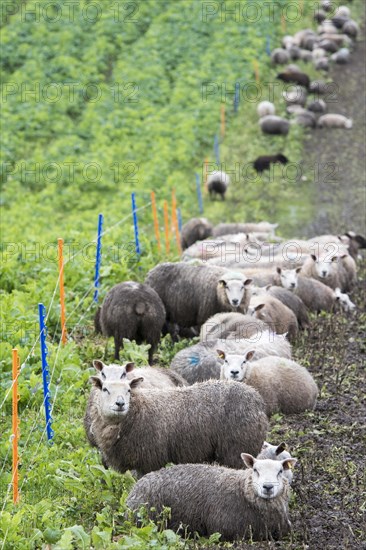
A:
257;442;295;484
259;115;290;136
88;377;268;474
248;294;299;341
145;263;252;333
126;454;297;541
95;282;165;364
318;114;353;129
180;217;213;249
271;48;290;65
301;254;342;290
333;288;356;312
207;170;230;200
257;101;275;118
219;350;318;416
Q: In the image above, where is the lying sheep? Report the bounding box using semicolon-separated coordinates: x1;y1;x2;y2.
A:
257;442;295;484
314;57;330;71
126;454;296;541
309;80;331;95
282;86;307;107
248;294;299;341
253;154;289;174
88;377;268;474
219;350;318;416
84;360;187;448
277;71;310;89
331;48;350;64
335;5;351;18
343;20;359;39
292;110;317;128
200;312;269;343
95;282;165;364
334;288;356;312
312;47;327;59
271;48;290;65
301;254;342;290
314;8;327;23
207;170;230;200
180;217;213;249
259;115;290;136
257;101;275;118
252;283;310;329
213;222;278;238
308;99;327;113
145;263;252;332
318;114;353;129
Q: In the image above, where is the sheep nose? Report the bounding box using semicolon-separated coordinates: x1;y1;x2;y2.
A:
115;397;125;409
231;370;239;377
263;483;274;492
321;270;327;277
290;283;295;288
231;299;239;306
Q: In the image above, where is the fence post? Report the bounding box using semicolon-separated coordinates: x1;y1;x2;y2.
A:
93;213;103;303
58;238;67;344
38;304;54;442
12;348;20;504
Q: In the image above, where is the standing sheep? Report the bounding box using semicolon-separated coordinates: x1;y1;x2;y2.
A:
219;351;318;416
259;115;290;136
126;454;297;541
318;114;353;129
180;217;213;249
95;282;165;364
88;377;268;474
207;170;230;200
253;154;289;174
301;254;342;289
145;263;252;331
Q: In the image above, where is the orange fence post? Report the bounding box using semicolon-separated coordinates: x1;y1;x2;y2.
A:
281;14;286;33
163;200;170;254
150;191;161;252
171;190;182;255
253;60;260;84
58;238;67;344
220;104;225;138
12;348;20;504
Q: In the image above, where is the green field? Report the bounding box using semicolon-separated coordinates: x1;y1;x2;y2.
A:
0;0;364;548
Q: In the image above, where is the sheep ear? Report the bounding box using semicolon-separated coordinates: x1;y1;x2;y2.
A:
255;304;265;312
331;256;338;262
244;278;253;287
265;285;271;291
129;377;144;389
89;376;103;389
340;254;347;259
311;254;317;262
125;362;135;374
276;267;282;274
276;442;287;455
241;453;256;469
245;350;255;362
216;349;226;359
93;360;105;372
283;458;297;470
218;279;226;288
296;267;302;273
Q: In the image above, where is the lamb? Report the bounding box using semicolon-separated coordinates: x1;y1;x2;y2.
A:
252;284;310;329
172;330;292;385
180;217;213;249
95;282;165;364
213;222;278;238
331;48;350;64
277;71;310;89
84;360;187;448
259;115;290;136
318;114;353;129
248;295;299;341
253;154;289;174
271;48;290;65
219;351;318;416
257;441;295;484
207;170;230;200
257;101;275;118
145;263;252;332
126;454;297;541
88;377;268;474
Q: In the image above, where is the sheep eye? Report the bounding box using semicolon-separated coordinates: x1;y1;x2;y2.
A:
278;469;283;476
101;372;106;379
102;387;109;393
128;389;131;393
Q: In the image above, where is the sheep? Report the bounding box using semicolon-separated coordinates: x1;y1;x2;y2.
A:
299;50;314;62
277;71;310;89
252;284;310;329
282;86;307;107
219;351;318;416
84;360;187;449
308;99;327;114
301;254;343;290
321;33;352;47
282;35;294;50
314;8;327;23
331;48;350;64
335;6;351;18
257;100;275;118
180;217;213;250
342;20;359;39
318;114;353;129
172;329;292;385
95;282;165;364
126;454;297;542
213;222;279;238
312;47;327;60
253;154;289;174
200;312;269;343
145;263;252;332
257;441;295;484
259;115;290;136
88;377;269;474
292;110;317;128
271;48;290;65
321;1;333;13
314;57;330;71
285;63;301;73
207;170;230;200
331;15;350;29
309;80;331;95
334;288;356;312
343;231;366;259
318;38;339;53
248;295;298;341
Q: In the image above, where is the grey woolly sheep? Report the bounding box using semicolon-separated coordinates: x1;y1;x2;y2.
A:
180;217;213;249
335;6;351;18
248;295;299;341
259;115;290;136
213;222;278;238
282;86;307;107
200;312;268;343
314;57;330;71
308;99;327;113
257;441;295;484
299;50;314;62
257;101;275;118
292;110;317;128
253;283;310;329
84;360;187;448
318;114;353;129
96;282;165;364
312;47;327;59
342;20;359;39
219;350;318;416
88;377;268;474
318;39;338;53
126;455;296;541
310;231;366;260
321;1;332;12
271;48;290;65
314;8;327;23
288;46;301;60
207;170;230;200
309;80;331;95
145;263;252;331
331;48;350;64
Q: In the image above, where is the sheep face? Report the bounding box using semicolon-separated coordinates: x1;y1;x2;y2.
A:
90;377;144;420
217;277;252;309
311;254;338;279
218;350;255;381
334;288;356;312
277;267;301;290
241;454;297;499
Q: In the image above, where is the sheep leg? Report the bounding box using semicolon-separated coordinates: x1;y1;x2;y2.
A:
114;335;123;360
148;344;155;366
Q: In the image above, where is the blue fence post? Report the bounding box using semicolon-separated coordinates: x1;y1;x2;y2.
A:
195;173;204;214
131;192;141;256
234;82;240;113
177;208;183;232
93;213;103;303
214;134;220;165
266;35;271;56
38;303;54;443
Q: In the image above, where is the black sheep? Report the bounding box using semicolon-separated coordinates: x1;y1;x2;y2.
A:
277;71;310;89
253;154;289;174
